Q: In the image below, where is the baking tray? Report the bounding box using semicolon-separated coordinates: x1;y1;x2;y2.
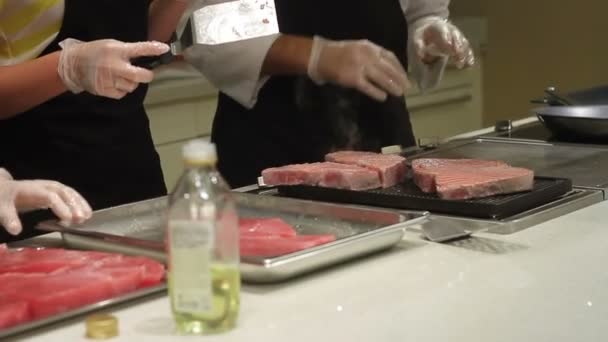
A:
275;177;572;220
37;193;427;283
0;282;165;339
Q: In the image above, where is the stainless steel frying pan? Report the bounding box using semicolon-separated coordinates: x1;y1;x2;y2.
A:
529;85;608;140
531;85;608;106
531;105;608;140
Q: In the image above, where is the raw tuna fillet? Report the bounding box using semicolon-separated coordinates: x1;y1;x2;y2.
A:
12;273;115;319
0;248;166;327
325;151;407;188
0;274;41;324
239;218;297;237
0;301;30;329
0;273;46;298
262;162;381;190
93;256;165;288
67;262;144;296
0;248;93;274
411;158;534;200
91;267;143;296
0;248;164;287
240;234;336;257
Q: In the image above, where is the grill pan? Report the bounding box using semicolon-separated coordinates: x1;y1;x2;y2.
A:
276;177;572;220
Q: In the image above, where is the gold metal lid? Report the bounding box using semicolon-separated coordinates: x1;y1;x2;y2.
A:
85;314;118;339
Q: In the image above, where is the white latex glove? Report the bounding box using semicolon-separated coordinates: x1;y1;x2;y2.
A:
411;17;475;69
58;38;170;99
307;36;411;102
0;169;92;236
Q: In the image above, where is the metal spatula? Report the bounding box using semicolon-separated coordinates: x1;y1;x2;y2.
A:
421;223;472;243
134;0;279;69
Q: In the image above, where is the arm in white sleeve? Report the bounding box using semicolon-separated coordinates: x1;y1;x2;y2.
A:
183;34;279;109
399;0;450;91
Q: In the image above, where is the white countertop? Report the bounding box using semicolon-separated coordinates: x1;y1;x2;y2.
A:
13;197;608;342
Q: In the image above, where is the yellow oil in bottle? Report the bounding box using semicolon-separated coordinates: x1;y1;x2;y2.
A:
169;264;240;335
167;140;240;335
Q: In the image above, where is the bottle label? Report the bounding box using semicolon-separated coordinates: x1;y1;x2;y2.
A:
170;220;214;314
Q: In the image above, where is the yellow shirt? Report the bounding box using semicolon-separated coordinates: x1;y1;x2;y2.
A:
0;0;64;66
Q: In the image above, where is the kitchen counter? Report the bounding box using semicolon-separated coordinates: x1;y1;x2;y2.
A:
12;197;608;341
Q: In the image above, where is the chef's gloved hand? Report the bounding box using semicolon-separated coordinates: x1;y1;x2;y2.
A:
307;36;411;102
0;169;92;236
411;17;475;69
58;38;170;100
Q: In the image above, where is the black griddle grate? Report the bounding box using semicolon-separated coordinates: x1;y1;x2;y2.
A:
276;177;573;220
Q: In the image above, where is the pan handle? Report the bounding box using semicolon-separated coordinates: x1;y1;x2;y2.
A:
544;86;573;106
530;98;567;106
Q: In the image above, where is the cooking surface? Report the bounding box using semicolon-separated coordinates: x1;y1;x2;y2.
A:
412;139;608;190
277;177;572;220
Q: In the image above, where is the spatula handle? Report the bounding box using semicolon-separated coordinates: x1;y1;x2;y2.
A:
131;51;175;70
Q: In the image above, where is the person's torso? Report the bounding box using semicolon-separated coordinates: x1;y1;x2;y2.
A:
212;0;415;188
0;0;64;65
0;0;166;210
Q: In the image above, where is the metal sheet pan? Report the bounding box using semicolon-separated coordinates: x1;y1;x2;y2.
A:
0;283;165;339
37;193;427;283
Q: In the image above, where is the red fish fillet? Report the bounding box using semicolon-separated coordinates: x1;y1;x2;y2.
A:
239;217;297;237
240;234;336;257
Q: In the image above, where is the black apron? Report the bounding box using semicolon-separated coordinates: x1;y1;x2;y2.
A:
0;0;166;242
211;0;415;188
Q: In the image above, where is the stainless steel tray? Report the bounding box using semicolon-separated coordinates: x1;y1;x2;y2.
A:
0;283;165;339
37;193;427;283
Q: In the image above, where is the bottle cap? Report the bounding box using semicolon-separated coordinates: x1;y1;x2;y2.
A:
85;314;118;339
182;139;217;164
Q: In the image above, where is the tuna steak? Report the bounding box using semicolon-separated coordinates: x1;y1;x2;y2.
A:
262;162;381;190
412;158;534;200
325;151;407;188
